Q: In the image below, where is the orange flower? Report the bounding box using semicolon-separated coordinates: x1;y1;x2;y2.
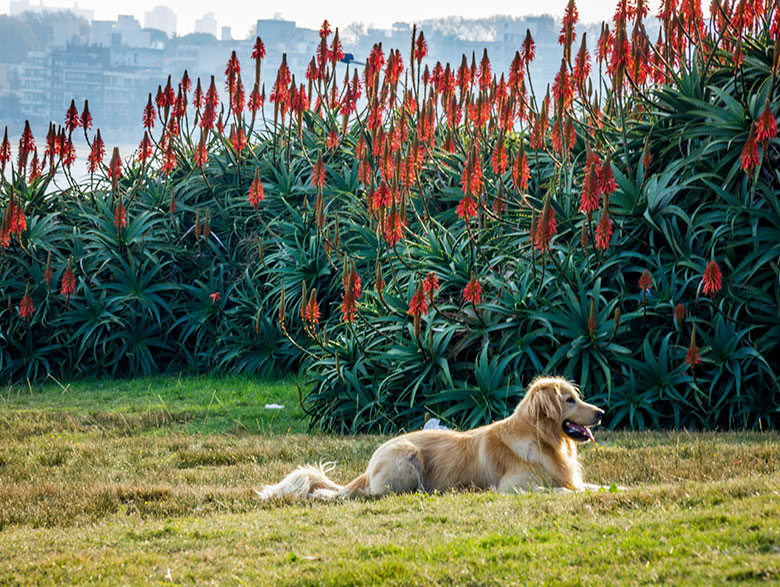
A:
312;153;326;189
209;292;221;304
756;100;777;144
114;201;126;229
248;167;265;210
702;261;722;296
674;303;685;326
423;272;440;303
65;99;81;132
638;269;653;294
341;260;362;323
740;126;760;172
456;194;478;221
143;94;155;130
685;324;702;370
19;283;34;320
61;255;76;301
408;282;429;317
463;274;482;305
535;195;557;251
595;208;612;251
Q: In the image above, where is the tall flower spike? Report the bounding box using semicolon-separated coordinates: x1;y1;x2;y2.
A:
702;260;722;297
61;255;76;301
685;324;702;371
638;270;653;297
463;273;482;305
312;153;326;189
740;125;760;172
108;147;122;190
19;282;34;321
756;100;777;144
249;167;265;210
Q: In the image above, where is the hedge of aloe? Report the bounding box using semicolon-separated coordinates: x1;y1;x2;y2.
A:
2;1;779;431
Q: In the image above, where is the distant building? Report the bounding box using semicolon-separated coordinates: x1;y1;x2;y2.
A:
9;0;94;21
49;45;108;121
221;27;232;42
144;5;177;38
255;18;319;77
91;15;151;48
17;51;48;122
194;12;218;37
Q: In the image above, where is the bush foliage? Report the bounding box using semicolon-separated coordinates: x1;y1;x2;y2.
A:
2;2;779;431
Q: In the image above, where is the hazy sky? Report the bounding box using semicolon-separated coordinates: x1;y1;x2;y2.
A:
3;0;662;36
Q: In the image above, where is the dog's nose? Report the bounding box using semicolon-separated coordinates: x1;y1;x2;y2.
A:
595;408;605;422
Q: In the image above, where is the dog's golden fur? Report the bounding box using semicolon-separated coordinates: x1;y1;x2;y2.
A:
258;376;605;499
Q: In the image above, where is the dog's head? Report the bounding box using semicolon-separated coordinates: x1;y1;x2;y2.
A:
519;376;604;443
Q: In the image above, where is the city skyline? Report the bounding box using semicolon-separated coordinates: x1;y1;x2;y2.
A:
3;0;662;37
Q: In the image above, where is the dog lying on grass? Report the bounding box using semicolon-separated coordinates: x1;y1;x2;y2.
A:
258;376;606;499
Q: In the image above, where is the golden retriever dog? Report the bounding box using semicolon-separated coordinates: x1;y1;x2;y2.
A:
258;376;605;499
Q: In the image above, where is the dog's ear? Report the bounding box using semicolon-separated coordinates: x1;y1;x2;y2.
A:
526;380;562;421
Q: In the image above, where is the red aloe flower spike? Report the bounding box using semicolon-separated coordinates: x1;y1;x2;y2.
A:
17;121;34;173
456;193;478;222
312;152;326;189
249;167;265;210
180;70;191;93
638;270;653;297
685;324;702;371
194;131;208;167
756;99;777;144
587;296;597;338
340;260;361;323
702;260;722;297
675;303;685;327
599;154;616;195
559;0;579;62
19;282;34;321
162;140;176;175
423;272;440;304
740;125;760;172
579;160;601;214
87;129;104;173
143;93;156;129
114;197;126;230
573;33;591;90
65;99;81;133
107;147;122;191
521;30;536;66
595;193;613;251
81;100;92;132
0;127;10;175
415;31;427;64
306;288;321;325
61;255;76;301
535;194;557;252
138;132;153;163
408;281;429;317
384;199;403;246
463;273;482;305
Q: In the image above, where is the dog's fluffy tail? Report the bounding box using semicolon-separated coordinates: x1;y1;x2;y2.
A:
257;462;345;500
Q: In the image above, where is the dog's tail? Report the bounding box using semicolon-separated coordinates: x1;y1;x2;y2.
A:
257;462;364;500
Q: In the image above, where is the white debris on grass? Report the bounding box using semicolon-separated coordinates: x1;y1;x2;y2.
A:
423;418;448;430
264;403;285;409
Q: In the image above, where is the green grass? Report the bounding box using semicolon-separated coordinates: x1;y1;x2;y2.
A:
1;376;779;585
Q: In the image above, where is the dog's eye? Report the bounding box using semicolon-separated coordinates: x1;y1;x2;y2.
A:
566;397;575;404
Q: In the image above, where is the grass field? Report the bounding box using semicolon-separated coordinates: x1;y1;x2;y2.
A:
1;376;779;585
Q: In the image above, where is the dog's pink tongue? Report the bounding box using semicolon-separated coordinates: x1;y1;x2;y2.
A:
572;423;595;442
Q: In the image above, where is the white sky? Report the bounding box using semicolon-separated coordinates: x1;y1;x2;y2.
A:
2;0;661;36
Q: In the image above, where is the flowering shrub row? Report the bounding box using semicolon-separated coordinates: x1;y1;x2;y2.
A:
1;0;779;430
